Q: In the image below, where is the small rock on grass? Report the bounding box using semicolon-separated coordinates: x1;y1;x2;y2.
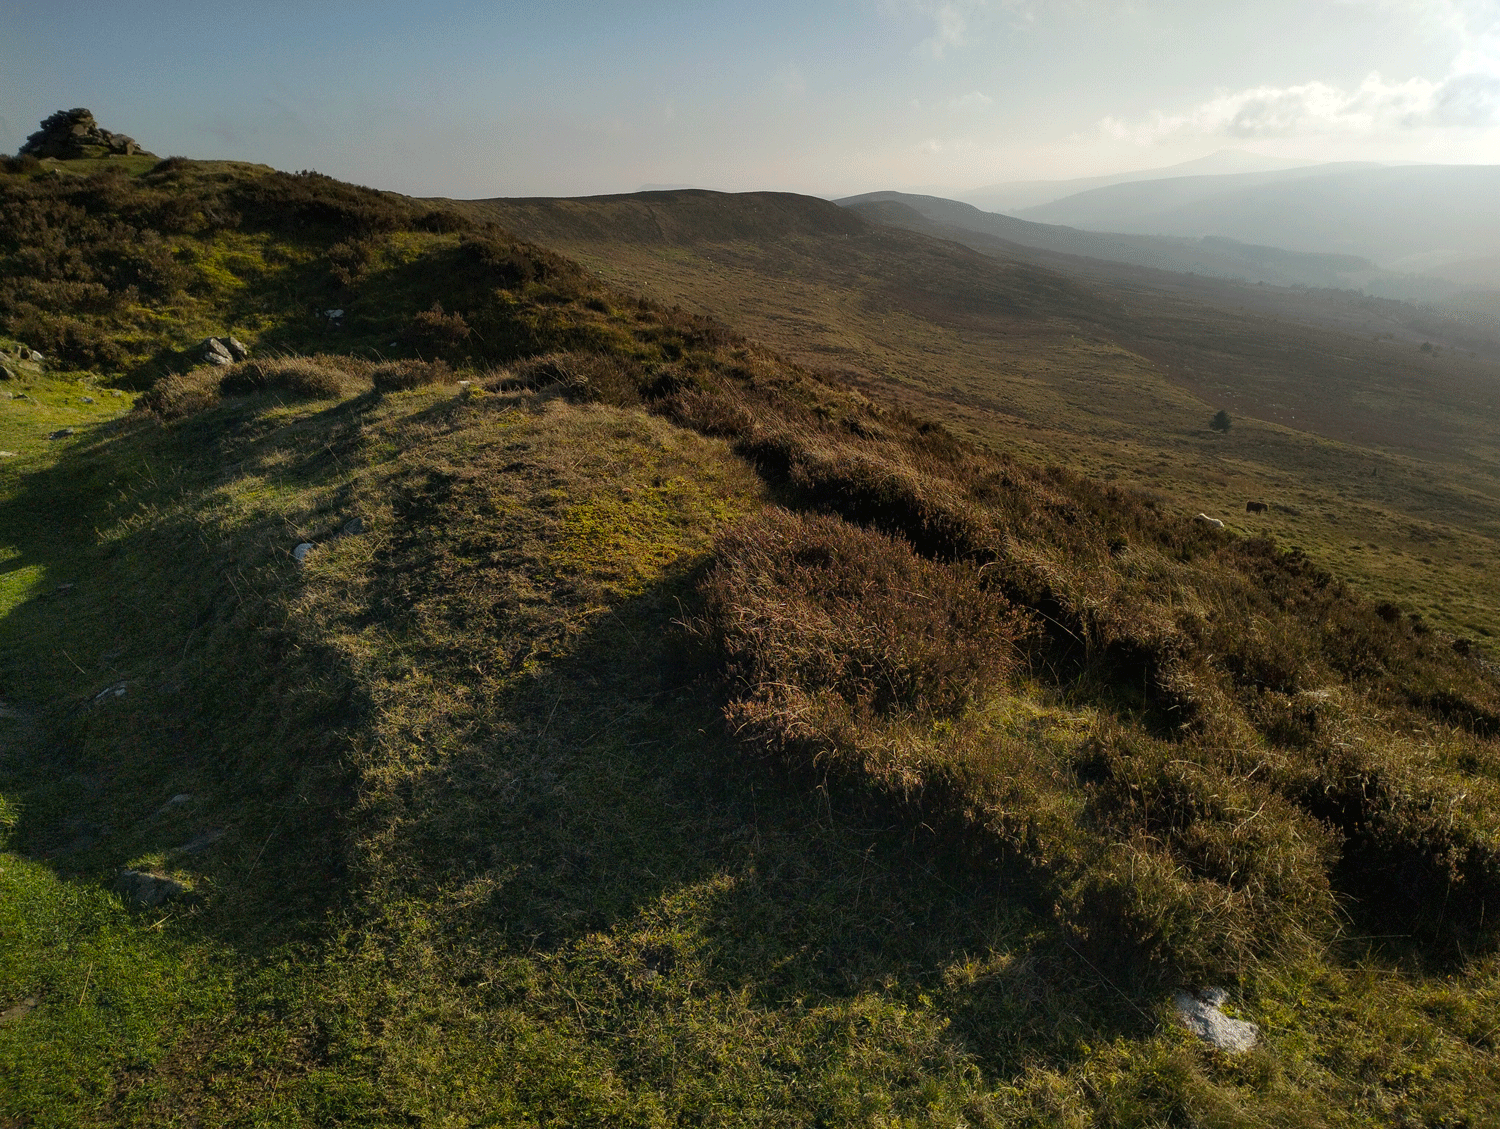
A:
115;869;186;909
153;793;193;817
293;542;314;563
48;428;75;440
1174;988;1258;1053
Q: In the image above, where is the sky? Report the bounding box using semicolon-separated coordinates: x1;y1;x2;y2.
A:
2;0;1499;200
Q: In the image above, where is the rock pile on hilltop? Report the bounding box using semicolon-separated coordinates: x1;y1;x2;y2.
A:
19;108;153;159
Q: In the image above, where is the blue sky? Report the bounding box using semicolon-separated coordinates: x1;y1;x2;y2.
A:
3;1;1498;198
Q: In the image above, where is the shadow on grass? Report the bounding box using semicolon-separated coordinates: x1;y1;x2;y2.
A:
0;388;1153;1097
0;393;391;955
376;572;1158;1078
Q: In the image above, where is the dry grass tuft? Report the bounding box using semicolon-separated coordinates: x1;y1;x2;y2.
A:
218;355;368;399
370;358;452;392
139;354;371;417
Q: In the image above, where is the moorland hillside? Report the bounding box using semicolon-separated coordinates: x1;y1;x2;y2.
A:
467;188;1500;647
3;143;1500;1125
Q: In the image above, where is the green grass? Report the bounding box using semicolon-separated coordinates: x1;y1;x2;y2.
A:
0;361;1494;1125
4;162;1500;1126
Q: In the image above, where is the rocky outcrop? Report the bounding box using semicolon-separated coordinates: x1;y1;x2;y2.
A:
19;108;154;160
115;868;186;909
199;336;248;366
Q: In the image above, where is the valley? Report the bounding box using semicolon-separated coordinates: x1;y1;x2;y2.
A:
465;189;1500;644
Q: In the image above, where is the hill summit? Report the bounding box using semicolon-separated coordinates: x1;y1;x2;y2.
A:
18;107;153;159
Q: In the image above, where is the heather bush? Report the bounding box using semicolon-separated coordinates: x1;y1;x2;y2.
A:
703;508;1027;721
135;366;224;419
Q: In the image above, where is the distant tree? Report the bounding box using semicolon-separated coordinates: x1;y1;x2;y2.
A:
1210;409;1232;433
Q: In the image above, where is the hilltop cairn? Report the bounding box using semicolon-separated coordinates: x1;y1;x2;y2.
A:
19;108;153;160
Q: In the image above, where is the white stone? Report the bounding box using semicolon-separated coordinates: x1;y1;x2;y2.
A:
1174;989;1258;1053
293;542;314;562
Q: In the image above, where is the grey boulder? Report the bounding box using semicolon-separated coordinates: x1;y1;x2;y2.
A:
116;869;186;909
1174;988;1258;1053
200;336;249;366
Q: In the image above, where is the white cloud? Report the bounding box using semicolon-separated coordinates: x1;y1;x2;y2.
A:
1097;0;1500;145
886;0;1035;59
948;90;994;111
919;2;980;57
1102;67;1500;142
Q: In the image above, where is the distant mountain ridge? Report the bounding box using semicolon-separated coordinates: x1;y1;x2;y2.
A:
836;190;1389;290
1018;163;1500;281
840;179;1500;321
957;149;1321;213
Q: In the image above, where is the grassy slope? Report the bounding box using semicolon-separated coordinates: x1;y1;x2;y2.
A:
462;191;1500;646
3;158;1500;1126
